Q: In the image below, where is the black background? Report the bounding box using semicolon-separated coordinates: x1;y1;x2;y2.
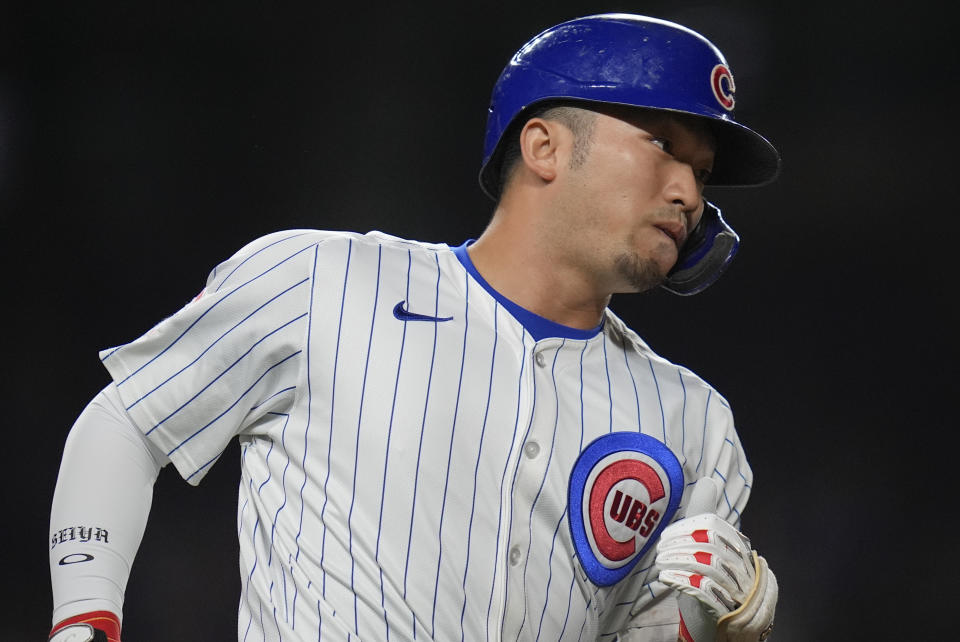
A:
2;1;954;639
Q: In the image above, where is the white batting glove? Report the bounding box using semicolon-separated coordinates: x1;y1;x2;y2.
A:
656;478;777;642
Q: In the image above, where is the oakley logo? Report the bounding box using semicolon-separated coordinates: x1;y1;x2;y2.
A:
59;553;95;565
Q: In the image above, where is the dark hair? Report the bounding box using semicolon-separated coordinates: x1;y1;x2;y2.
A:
492;101;598;200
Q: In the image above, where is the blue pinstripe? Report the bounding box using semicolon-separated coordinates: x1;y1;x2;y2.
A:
282;561;290;623
621;344;641;432
602;334;613;432
106;242;314;376
459;300;499;642
646;358;666;442
678;369;688;456
272;604;282;641
577;341;589;454
239;491;250;538
560;340;591;634
250;387;298;414
148;314;306;437
486;330;527;641
578;342;587;439
237;479;252;639
575;606;588;642
347;245;382;636
402;253;444;625
724;438;751;487
268;414;293;567
215;232;313;292
500;332;539;637
623;561;655;588
713;469;739;521
167;349;302;454
431;268;469;637
244;477;263;640
520;341;563;640
535;504;568;642
375;249;414;642
558;566;576;640
125;279;308;411
294;242;322;574
319;240;353;597
696;390;713;473
185;449;226;481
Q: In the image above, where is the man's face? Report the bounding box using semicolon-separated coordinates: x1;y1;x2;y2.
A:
547;107;716;294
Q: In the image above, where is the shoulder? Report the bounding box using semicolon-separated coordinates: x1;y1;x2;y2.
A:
602;310;751;521
230;229;451;259
205;230;452;292
601;308;732;409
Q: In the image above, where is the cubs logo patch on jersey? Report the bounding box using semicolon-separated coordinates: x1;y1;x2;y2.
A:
568;432;684;586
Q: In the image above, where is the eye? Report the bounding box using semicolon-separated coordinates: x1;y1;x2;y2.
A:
649;137;672;154
696;168;713;184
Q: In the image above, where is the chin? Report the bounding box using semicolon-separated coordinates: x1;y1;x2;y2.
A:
614;253;666;293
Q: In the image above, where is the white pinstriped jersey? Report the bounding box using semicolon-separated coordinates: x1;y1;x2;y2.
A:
100;230;752;641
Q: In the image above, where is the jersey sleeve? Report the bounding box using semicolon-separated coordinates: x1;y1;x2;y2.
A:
98;230;320;484
700;393;752;530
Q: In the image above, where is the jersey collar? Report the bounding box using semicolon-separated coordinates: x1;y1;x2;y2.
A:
452;241;603;342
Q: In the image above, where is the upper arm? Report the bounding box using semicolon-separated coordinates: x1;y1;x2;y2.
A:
98;231;323;484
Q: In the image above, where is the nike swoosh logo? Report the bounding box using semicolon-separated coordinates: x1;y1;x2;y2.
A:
393;301;453;323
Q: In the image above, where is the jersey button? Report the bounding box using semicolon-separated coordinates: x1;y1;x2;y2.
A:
524;441;540;458
534;352;546;367
509;546;523;566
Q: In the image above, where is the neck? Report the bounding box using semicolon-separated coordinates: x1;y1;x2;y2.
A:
467;201;611;331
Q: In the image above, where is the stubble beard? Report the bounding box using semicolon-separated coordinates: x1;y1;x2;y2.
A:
613;204;686;293
614;252;667;293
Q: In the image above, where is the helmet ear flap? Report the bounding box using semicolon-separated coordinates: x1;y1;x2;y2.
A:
661;200;740;296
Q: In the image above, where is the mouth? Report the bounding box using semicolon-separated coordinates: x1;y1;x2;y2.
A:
654;221;687;250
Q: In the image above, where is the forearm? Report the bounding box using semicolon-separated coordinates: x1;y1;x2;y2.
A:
49;384;167;630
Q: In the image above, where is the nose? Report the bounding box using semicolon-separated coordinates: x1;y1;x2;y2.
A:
663;161;703;229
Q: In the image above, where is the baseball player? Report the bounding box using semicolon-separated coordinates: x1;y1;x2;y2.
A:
48;14;779;642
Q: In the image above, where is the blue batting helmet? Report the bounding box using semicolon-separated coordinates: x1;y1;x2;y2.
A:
479;14;781;295
479;13;781;199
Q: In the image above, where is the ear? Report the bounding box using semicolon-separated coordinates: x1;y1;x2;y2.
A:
517;117;569;183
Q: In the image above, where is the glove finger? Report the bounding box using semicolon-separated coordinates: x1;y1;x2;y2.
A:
659;569;735;619
656;539;753;572
657;513;751;559
656;547;754;601
717;555;778;641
